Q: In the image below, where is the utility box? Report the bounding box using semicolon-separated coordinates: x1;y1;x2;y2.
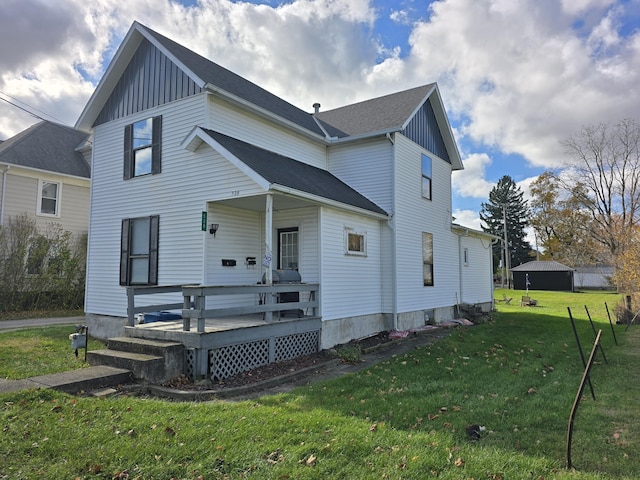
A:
69;332;87;350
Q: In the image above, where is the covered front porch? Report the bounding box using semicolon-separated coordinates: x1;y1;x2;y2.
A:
121;283;321;381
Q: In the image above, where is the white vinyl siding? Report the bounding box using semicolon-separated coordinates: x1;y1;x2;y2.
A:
327;138;393;213
393;134;458;313
0;169;89;236
207;96;327;169
320;207;382;320
459;234;494;304
86;94;217;316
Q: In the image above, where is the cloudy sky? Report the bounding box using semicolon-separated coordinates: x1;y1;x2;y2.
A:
1;0;639;231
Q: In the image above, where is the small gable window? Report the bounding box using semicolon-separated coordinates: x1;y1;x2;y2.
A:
38;180;60;216
124;116;162;179
120;215;159;286
422;154;432;200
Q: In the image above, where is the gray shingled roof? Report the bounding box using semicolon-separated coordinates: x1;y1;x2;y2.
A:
0;121;90;178
201;129;387;216
140;23;434;142
511;260;574;272
143;25;326;137
314;84;434;138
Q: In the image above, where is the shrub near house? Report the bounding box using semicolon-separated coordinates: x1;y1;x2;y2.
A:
0;214;86;312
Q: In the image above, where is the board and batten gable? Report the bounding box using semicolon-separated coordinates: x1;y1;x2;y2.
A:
207;95;327;169
393;133;459;325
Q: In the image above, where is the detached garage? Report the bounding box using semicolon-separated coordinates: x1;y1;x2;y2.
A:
511;260;575;292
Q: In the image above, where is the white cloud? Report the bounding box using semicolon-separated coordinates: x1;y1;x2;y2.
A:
452;209;483;230
452;153;494;198
0;0;638;202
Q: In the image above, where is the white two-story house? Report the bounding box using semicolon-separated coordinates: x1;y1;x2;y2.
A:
76;21;495;352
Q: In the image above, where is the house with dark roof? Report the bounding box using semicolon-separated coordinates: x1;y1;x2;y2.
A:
75;22;496;380
511;260;575;291
0;120;90;236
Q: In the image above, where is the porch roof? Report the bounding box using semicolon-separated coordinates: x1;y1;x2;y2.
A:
195;128;388;217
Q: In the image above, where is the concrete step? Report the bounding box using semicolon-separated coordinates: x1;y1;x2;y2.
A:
28;366;132;395
88;349;167;384
107;337;184;357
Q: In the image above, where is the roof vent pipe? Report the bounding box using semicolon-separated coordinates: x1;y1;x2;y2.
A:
313;103;321;113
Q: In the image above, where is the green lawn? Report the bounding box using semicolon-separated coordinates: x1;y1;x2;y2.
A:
0;325;106;380
1;289;638;479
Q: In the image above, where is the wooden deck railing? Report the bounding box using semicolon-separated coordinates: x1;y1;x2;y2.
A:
126;283;319;332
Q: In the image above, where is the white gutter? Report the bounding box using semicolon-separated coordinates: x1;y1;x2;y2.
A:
0;164;9;225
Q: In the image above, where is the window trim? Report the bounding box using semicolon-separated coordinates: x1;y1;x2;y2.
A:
421;153;432;200
345;227;367;256
120;215;159;286
124;116;162;180
37;179;61;217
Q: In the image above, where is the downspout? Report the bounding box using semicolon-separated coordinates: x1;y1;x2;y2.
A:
0;165;9;225
386;132;398;331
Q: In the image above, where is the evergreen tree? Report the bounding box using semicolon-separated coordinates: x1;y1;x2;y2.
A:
480;175;532;272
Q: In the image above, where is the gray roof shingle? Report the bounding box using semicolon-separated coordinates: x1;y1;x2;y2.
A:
0;121;90;178
314;84;434;138
143;26;326;137
201;129;387;216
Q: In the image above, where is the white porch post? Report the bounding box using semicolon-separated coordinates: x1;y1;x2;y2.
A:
264;194;273;322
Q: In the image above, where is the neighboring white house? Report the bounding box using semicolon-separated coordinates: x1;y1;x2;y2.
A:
76;21;496;348
0;120;90;236
574;265;614;290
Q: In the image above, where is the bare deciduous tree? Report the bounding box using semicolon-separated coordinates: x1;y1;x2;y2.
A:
561;118;640;259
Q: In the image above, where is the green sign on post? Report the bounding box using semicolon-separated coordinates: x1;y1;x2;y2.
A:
201;211;207;231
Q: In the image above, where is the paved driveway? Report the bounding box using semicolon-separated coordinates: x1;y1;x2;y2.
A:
0;316;85;331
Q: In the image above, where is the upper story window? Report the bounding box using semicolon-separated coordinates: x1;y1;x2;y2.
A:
422;153;432;200
345;227;367;256
38;180;60;216
421;154;432;200
124;116;162;179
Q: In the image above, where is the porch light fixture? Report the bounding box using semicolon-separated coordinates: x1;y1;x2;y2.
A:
209;223;219;237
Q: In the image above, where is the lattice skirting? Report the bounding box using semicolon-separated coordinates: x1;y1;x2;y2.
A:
204;330;320;381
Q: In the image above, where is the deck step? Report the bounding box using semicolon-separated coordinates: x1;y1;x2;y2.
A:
88;349;167;384
107;337;184;356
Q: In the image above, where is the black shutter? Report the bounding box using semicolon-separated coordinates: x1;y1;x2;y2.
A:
151;116;162;174
124;124;133;180
120;218;130;285
148;215;159;285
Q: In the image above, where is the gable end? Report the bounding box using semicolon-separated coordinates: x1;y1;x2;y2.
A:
95;39;202;126
403;98;450;163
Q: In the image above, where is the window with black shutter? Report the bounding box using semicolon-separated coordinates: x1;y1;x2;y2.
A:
120;215;159;286
124;116;162;179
